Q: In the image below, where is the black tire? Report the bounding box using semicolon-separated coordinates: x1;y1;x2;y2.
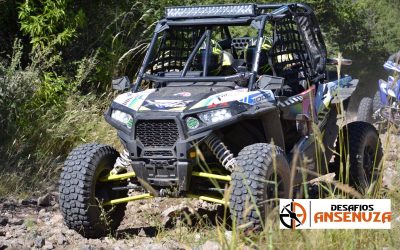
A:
59;143;127;238
357;97;373;123
229;143;291;230
372;91;383;113
333;122;383;194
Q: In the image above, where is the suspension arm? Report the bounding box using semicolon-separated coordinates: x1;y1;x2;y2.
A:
192;171;231;182
98;171;136;182
103;193;153;206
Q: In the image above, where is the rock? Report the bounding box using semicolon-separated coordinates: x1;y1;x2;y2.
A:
34;236;45;248
0;217;8;226
51;191;59;201
0;229;6;236
138;228;146;237
9;218;24;225
57;234;67;245
38;209;47;216
224;231;232;242
0;243;8;250
26;240;35;247
81;245;94;250
44;242;54;250
161;204;194;227
201;240;221;250
147;243;165;250
50;214;63;225
37;194;52;207
20;198;37;206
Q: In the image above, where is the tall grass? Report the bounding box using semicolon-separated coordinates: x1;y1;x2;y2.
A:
0;41;121;198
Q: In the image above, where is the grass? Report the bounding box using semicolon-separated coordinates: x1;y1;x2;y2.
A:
0;94;122;198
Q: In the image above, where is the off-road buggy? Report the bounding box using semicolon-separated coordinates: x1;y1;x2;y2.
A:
59;3;383;238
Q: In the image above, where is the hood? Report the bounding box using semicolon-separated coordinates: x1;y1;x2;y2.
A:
113;85;275;112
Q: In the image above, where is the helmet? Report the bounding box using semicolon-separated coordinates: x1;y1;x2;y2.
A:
244;37;272;74
194;40;223;75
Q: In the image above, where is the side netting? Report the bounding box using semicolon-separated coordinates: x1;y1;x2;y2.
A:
269;8;327;87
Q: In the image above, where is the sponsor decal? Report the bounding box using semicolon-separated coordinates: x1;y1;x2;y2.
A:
174;91;192;97
143;100;192;109
190;88;248;109
190;88;275;110
240;90;275;105
186;117;200;129
113;89;156;111
277;95;303;108
280;199;392;229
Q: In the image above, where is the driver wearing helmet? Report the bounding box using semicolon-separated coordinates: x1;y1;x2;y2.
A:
244;37;273;75
194;40;235;76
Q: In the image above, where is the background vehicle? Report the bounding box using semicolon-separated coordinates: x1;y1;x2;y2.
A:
59;3;383;238
358;56;400;127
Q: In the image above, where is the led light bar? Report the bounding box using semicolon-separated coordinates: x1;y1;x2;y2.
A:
165;4;256;19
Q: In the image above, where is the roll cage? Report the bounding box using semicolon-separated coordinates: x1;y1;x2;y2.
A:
133;3;327;92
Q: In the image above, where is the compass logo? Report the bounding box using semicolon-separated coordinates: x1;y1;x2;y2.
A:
279;199;307;229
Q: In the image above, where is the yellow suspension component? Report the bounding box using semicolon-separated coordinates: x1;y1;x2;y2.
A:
103;193;153;206
187;194;229;205
98;171;136;182
192;171;231;182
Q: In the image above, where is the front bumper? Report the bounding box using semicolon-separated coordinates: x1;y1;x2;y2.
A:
105;105;211;191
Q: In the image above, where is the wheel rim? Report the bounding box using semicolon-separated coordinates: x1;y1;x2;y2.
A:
95;169;113;204
363;145;375;173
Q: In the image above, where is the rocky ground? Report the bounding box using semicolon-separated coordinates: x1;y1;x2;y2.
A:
0;194;227;250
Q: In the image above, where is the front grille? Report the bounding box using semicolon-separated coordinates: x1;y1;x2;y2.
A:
143;150;174;157
135;120;179;147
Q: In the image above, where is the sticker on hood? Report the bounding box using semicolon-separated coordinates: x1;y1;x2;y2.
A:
143;99;193;111
113;89;155;111
174;92;192;97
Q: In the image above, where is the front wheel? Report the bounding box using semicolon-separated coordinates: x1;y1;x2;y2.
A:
59;143;127;238
333;122;383;195
229;143;291;230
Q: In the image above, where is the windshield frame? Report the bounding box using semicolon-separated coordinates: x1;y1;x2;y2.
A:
132;4;316;92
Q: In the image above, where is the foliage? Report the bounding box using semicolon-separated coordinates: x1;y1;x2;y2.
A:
18;0;85;49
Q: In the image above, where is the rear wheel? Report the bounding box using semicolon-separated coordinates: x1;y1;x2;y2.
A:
333;122;383;194
59;143;127;238
229;143;291;230
357;97;373;123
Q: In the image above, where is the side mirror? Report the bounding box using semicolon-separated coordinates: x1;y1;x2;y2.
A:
112;76;131;91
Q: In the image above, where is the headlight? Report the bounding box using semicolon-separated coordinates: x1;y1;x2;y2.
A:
198;108;233;125
111;110;133;128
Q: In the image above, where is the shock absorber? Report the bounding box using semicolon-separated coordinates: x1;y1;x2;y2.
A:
111;150;132;175
204;133;237;172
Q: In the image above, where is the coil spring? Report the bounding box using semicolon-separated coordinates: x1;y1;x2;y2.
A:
204;133;237;172
112;150;131;174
